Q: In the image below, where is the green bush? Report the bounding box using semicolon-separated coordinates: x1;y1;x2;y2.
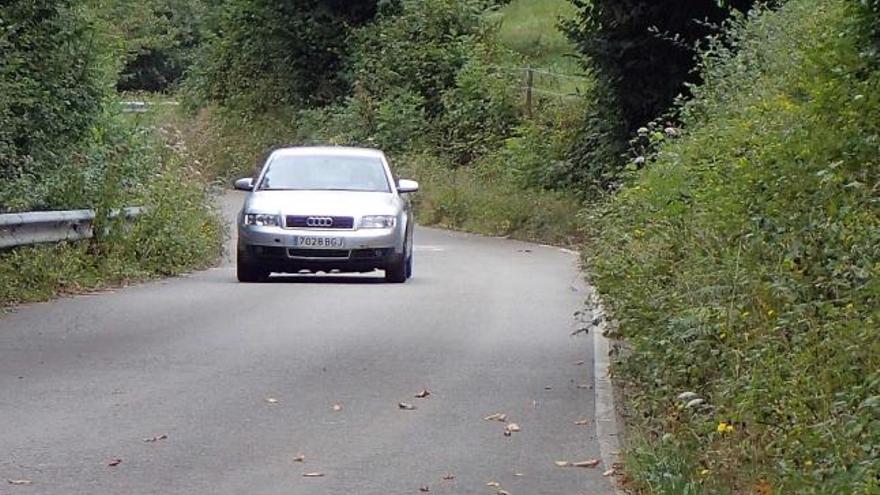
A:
0;0;107;181
0;126;224;307
183;0;377;110
584;0;879;492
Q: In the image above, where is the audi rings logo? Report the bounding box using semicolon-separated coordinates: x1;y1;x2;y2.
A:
306;216;334;228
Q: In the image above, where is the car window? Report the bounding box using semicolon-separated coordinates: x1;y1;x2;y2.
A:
259;155;390;192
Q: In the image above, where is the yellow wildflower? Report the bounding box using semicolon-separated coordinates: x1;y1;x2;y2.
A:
717;422;735;434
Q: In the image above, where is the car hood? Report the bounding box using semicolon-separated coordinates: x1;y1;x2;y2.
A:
244;190;399;216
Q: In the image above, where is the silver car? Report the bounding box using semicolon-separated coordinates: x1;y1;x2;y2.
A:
233;146;419;283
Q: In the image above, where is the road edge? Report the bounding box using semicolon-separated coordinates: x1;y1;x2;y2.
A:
589;287;626;494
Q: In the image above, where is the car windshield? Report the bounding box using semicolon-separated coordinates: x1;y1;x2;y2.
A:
258;154;390;193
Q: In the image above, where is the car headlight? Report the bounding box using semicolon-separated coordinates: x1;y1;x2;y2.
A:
244;213;281;227
360;215;397;229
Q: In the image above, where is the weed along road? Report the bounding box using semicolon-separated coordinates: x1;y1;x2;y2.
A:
0;192;614;495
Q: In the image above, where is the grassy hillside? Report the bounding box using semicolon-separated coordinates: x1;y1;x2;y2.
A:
584;0;879;492
496;0;577;67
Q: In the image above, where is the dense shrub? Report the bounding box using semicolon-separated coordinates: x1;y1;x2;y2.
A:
584;0;879;492
184;0;378;110
0;0;107;181
351;0;493;117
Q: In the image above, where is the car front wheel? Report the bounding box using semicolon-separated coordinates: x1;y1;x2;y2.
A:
237;253;269;283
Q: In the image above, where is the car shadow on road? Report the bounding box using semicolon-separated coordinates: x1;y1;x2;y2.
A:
265;274;386;285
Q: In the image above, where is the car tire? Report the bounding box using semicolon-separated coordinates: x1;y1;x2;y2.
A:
237;254;269;283
385;254;408;284
405;253;413;279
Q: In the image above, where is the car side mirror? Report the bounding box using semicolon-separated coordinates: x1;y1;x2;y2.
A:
234;177;254;191
397;179;419;194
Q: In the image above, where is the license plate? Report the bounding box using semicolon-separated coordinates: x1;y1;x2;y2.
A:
292;236;345;248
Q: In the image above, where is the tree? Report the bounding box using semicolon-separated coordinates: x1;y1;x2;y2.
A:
563;0;755;132
186;0;378;109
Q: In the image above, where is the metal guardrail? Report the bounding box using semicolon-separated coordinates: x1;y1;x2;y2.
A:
0;207;144;249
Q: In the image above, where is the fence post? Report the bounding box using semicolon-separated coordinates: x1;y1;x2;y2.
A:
525;66;534;117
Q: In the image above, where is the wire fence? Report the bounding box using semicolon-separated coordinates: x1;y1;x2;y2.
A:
487;65;592;113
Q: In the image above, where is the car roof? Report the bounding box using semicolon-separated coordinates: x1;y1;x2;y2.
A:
269;146;386;159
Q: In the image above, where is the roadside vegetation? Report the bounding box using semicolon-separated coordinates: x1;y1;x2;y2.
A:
584;0;879;492
0;0;223;306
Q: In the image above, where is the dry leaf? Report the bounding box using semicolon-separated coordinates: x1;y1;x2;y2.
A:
398;402;416;410
265;398;279;404
505;423;521;434
302;472;325;478
574;419;589;426
554;461;570;467
503;429;512;437
576;384;591;389
419;486;430;492
415;389;431;398
513;472;524;477
483;413;507;422
332;404;343;412
293;454;305;463
486;481;500;487
571;459;601;468
108;459;122;467
7;479;32;485
442;474;455;481
754;480;773;495
143;434;168;442
602;469;615;477
574;360;585;366
497;490;510;495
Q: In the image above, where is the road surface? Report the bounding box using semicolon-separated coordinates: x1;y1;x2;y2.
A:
0;192;613;494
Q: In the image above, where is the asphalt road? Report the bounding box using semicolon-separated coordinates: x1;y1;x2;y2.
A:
0;192;613;494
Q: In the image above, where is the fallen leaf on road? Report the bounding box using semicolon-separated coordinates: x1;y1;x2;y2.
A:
497;490;510;495
398;402;417;410
603;468;615;476
513;472;524;477
544;386;552;390
442;474;455;481
266;398;279;404
302;472;325;478
506;423;521;433
571;460;601;468
483;413;507;422
332;403;343;412
574;360;585;366
7;479;32;485
293;454;305;463
486;481;500;487
143;434;168;442
108;459;122;467
415;389;431;398
554;461;570;467
574;419;589;426
576;384;591;389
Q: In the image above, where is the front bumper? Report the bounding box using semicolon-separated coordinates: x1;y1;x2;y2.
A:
238;225;404;273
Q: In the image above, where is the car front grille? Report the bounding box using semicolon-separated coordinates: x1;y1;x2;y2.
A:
285;216;354;229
